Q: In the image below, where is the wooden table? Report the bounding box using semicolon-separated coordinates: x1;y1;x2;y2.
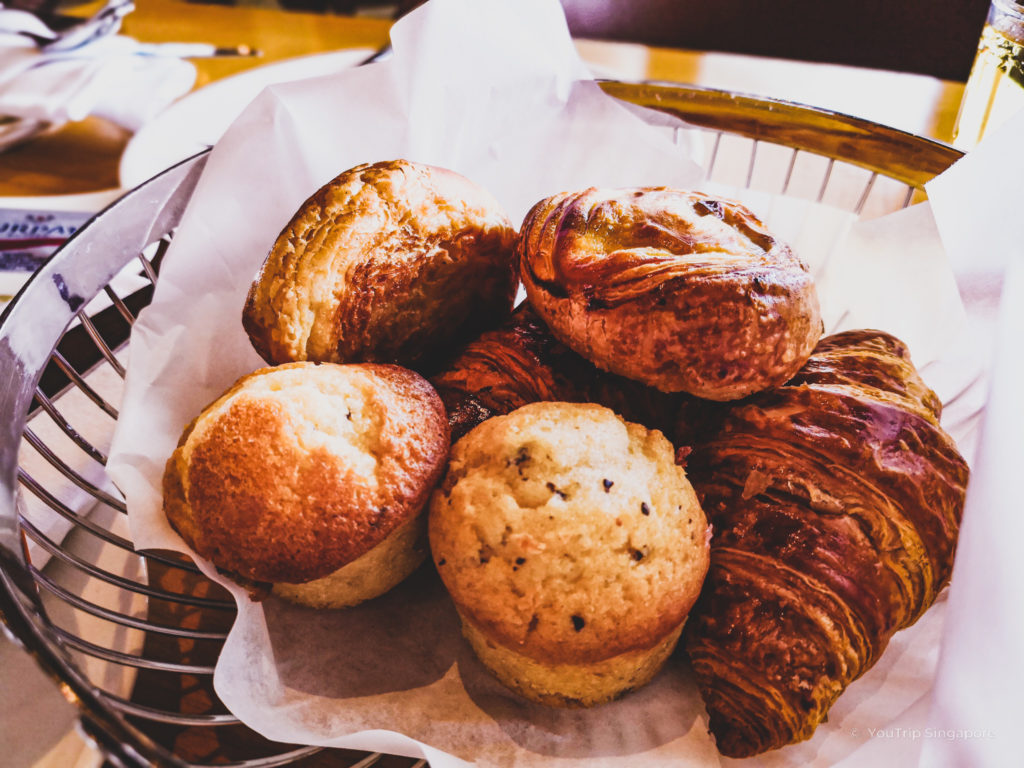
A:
0;0;965;198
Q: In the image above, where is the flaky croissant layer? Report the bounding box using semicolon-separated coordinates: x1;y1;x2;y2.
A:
243;159;518;370
682;329;969;757
517;187;823;400
431;302;683;440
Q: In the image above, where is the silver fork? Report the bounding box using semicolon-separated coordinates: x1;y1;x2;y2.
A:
6;0;135;52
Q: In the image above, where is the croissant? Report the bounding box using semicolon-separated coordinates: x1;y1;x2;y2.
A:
682;329;969;757
517;187;823;400
431;302;681;440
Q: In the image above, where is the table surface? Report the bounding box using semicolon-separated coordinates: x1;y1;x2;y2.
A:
0;2;970;767
0;0;966;198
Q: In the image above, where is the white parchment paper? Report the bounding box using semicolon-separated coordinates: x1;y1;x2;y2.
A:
918;109;1024;768
106;0;999;765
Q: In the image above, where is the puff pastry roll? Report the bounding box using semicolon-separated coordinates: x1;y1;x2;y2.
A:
682;329;969;757
517;187;822;400
243;159;517;370
431;302;680;439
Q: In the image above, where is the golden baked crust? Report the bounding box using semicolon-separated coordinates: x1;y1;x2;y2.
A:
243;159;518;369
429;402;710;674
163;362;449;587
517;187;823;400
460;613;684;708
431;302;682;440
270;512;427;609
682;329;969;757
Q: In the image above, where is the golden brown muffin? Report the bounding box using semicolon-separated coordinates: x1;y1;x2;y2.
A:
243;159;518;370
429;402;710;707
517;187;823;400
163;362;450;608
682;330;969;757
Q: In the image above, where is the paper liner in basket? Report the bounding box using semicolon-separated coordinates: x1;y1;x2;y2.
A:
106;0;991;765
918;110;1024;768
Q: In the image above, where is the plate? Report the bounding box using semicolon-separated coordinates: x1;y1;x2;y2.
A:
118;48;378;188
117;46;635;190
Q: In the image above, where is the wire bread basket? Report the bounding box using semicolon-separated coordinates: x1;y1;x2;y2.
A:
0;82;963;768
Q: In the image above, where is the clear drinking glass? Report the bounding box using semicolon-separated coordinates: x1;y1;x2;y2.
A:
953;0;1024;148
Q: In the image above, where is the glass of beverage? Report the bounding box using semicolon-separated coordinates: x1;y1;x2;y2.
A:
953;0;1024;148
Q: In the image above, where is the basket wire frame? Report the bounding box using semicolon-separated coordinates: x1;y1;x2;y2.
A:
0;83;962;768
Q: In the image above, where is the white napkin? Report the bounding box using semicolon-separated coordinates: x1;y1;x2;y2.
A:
0;15;196;131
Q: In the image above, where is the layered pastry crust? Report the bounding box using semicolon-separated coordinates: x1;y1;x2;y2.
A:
682;330;969;756
431;302;682;441
517;187;822;400
243;159;518;369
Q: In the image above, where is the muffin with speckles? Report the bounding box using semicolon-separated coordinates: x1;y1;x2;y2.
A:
428;401;710;707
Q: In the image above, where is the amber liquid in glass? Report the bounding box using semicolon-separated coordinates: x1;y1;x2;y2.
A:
954;21;1024;148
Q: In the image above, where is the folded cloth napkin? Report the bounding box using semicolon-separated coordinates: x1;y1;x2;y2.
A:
0;12;196;132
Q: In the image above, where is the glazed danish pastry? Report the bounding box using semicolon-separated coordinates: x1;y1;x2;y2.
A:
243;159;518;370
517;187;822;400
682;330;969;756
